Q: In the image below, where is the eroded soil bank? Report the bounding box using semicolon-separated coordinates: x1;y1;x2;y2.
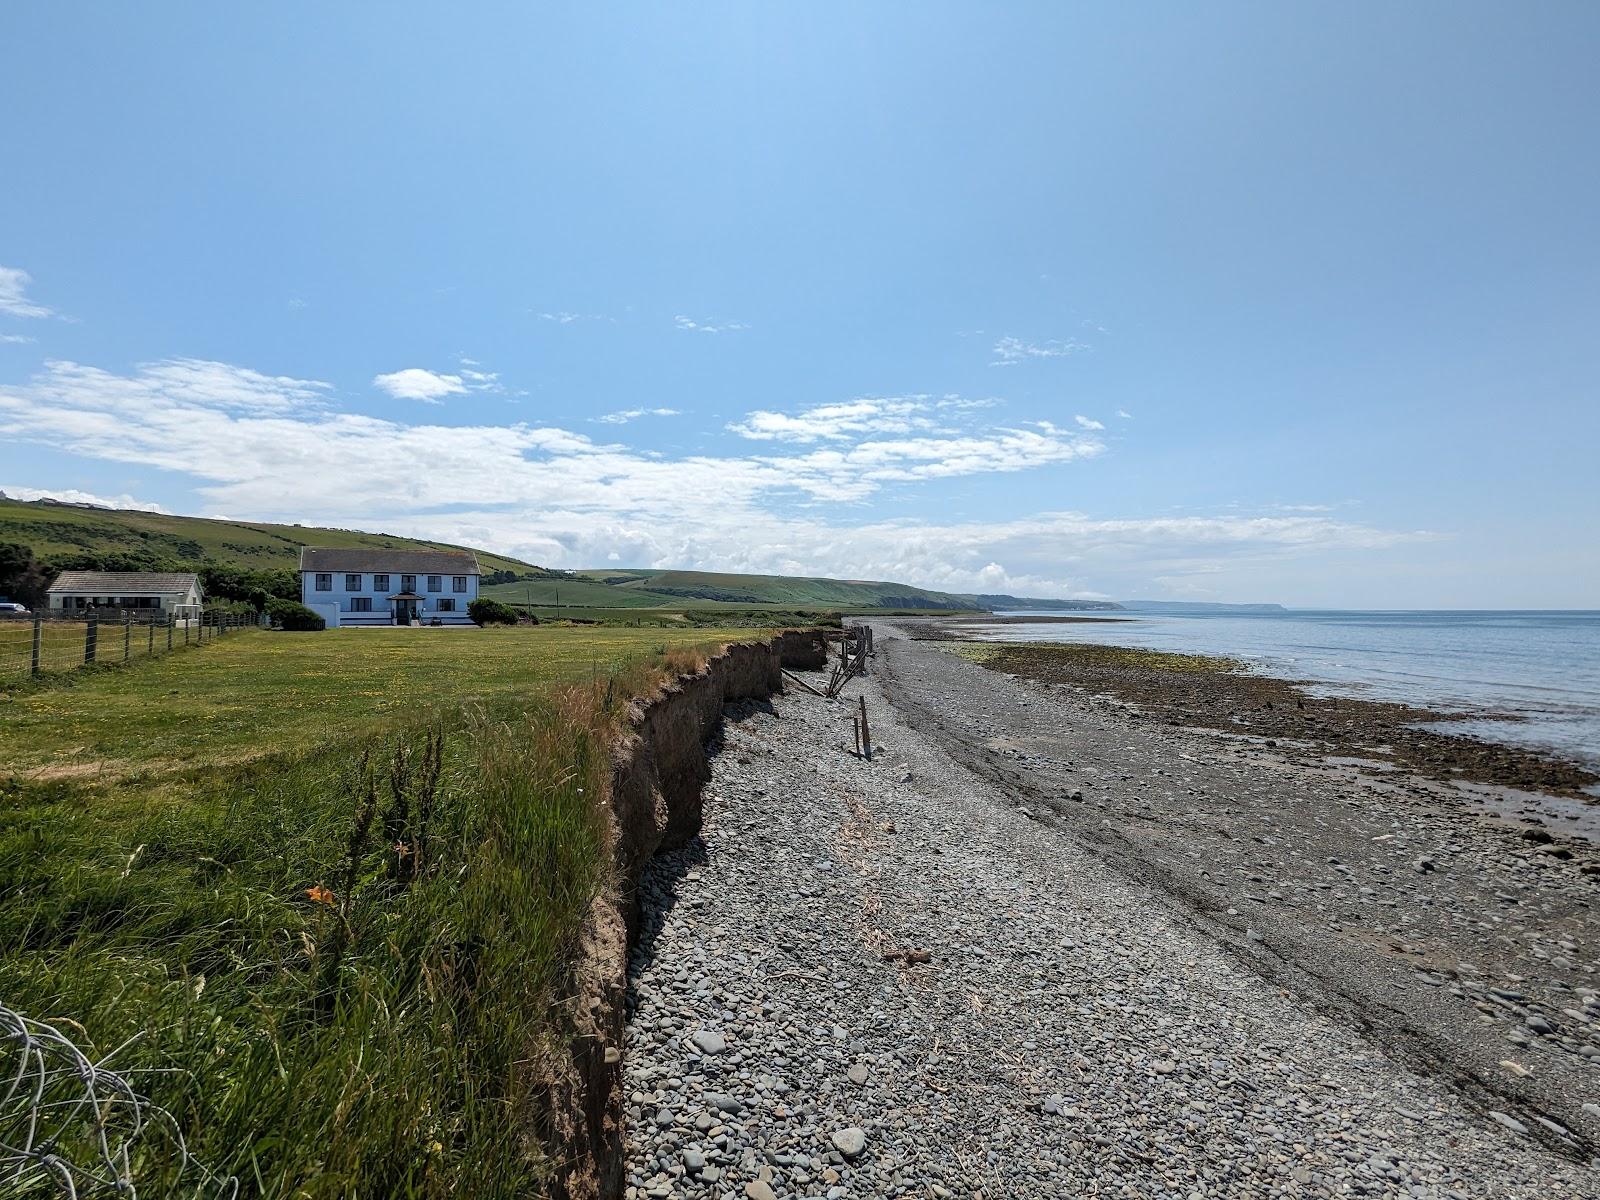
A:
544;633;823;1200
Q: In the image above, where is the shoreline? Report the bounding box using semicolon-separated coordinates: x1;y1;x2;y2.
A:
618;627;1599;1196
872;620;1600;1159
913;621;1600;802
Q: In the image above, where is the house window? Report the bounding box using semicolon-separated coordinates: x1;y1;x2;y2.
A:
373;574;390;592
401;574;416;592
427;575;442;592
437;598;456;612
452;575;467;593
314;573;332;591
345;573;362;591
351;597;372;613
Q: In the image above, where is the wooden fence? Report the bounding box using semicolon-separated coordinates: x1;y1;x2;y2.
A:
0;610;255;680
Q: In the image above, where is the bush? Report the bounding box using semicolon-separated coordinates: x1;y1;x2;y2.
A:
468;597;521;626
266;598;326;631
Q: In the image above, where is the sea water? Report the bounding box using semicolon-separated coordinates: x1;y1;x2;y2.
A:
962;609;1600;771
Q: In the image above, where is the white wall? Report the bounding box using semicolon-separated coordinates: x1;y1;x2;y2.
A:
299;568;479;619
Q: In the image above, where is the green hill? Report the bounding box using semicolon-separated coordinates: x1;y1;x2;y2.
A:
578;568;981;610
0;496;550;578
0;496;1115;616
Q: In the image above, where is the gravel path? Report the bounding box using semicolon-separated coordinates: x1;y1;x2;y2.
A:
622;638;1597;1198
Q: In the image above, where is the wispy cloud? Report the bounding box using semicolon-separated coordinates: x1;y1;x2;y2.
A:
675;314;748;334
1116;409;1133;419
536;310;611;325
990;335;1088;367
1074;415;1105;431
0;267;54;320
0;334;36;345
595;407;679;425
0;356;1432;599
727;395;991;444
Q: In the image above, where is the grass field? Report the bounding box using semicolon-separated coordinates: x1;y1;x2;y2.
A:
0;624;756;1197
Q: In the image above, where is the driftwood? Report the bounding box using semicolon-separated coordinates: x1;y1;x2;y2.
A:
823;624;873;699
781;667;825;697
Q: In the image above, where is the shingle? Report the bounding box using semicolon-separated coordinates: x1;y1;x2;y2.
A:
298;547;480;575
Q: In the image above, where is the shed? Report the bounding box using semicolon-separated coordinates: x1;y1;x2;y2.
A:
46;571;204;617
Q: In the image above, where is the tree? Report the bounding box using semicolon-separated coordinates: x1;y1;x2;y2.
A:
0;542;49;608
468;597;522;626
266;598;326;631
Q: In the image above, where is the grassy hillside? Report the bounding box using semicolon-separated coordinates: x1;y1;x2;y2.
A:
0;496;550;577
578;568;984;610
0;497;1113;614
480;574;690;609
0;624;752;1195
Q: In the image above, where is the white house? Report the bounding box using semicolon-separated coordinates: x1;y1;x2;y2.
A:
299;547;480;627
46;571;204;619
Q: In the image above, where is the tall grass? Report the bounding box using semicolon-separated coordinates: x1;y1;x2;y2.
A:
0;650;720;1197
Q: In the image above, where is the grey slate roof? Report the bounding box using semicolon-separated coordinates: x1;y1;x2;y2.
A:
298;547;480;575
47;571;201;595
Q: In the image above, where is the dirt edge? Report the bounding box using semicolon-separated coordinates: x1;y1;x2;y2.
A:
542;628;823;1199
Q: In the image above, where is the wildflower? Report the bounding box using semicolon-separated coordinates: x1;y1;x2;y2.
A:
305;884;336;906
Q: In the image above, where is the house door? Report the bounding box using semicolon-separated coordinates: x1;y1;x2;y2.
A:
393;600;415;625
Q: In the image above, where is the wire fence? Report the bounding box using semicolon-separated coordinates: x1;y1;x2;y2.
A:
0;1002;238;1198
0;611;256;681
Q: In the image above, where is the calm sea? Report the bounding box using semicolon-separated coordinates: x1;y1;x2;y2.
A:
965;609;1600;771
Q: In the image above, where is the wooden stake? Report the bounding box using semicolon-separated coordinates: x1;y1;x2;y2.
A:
858;695;871;761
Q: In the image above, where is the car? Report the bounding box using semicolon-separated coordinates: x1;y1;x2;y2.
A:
0;602;30;615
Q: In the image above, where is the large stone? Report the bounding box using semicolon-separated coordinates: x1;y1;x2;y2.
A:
830;1126;868;1158
691;1029;727;1055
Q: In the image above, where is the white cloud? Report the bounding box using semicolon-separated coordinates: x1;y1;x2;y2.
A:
1;483;167;512
1116;409;1133;419
1074;414;1105;431
675;314;748;334
537;311;610;325
0;266;54;320
0;334;36;345
990;335;1088;367
727;395;993;444
0;356;1433;599
372;368;466;403
595;407;680;424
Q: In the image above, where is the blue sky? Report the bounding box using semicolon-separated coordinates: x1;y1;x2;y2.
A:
2;2;1596;606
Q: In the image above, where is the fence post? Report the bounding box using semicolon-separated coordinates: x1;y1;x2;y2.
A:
148;620;154;657
85;617;98;664
31;614;41;676
124;613;132;662
167;612;174;652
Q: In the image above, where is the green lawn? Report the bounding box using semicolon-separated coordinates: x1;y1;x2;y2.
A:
0;623;756;1198
0;625;739;788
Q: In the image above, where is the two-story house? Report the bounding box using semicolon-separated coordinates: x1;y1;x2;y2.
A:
298;547;480;627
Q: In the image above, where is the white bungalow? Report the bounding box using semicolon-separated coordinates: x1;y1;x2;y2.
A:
299;547;479;627
46;571;204;619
